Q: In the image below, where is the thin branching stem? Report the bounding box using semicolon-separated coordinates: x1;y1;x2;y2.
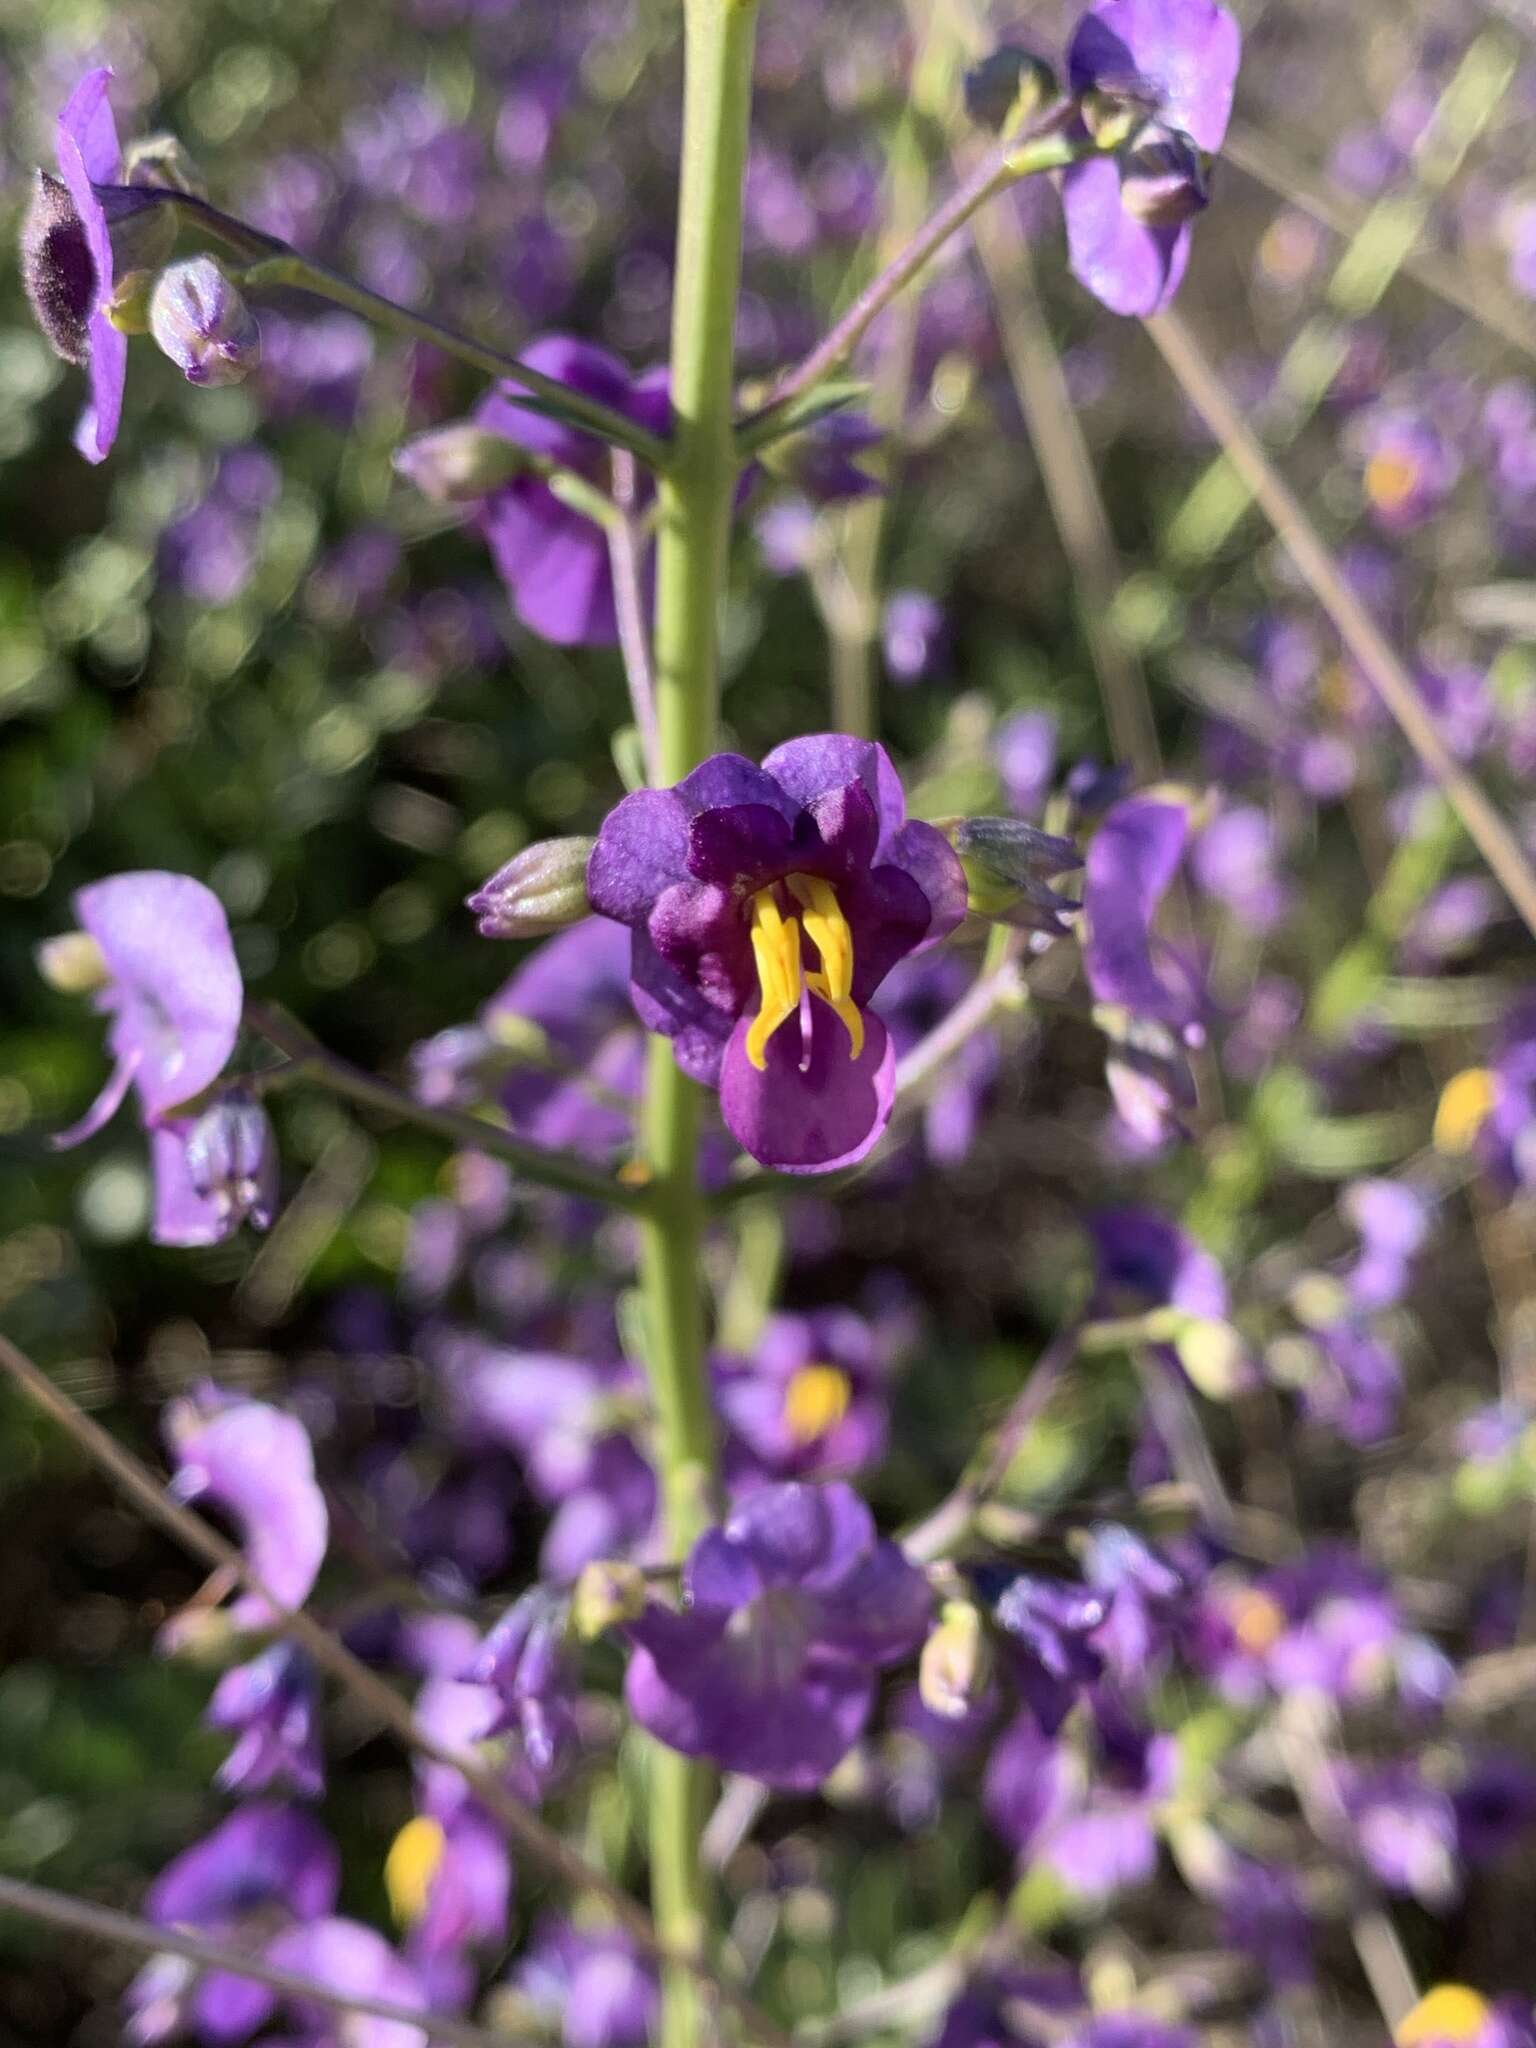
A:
0;1874;506;2048
1145;307;1536;946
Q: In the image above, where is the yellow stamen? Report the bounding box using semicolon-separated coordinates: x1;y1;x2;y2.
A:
1395;1985;1492;2047
1434;1068;1498;1156
782;1363;853;1445
745;888;804;1072
385;1815;445;1926
788;875;865;1058
1365;450;1420;514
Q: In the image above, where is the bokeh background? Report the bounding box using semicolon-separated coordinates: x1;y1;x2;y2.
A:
2;0;1536;2040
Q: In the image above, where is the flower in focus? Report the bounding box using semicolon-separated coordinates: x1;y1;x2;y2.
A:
23;68;130;460
624;1481;932;1788
126;1804;339;2046
1062;0;1241;317
588;737;967;1170
49;871;245;1149
149;256;262;386
164;1386;329;1628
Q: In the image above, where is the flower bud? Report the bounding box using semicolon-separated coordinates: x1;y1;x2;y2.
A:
467;836;596;940
125;131;207;198
953;816;1081;937
149;258;261;387
21;171;96;365
964;48;1059;134
393;423;533;503
572;1559;648;1639
183;1092;278;1231
36;930;109;995
918;1599;992;1720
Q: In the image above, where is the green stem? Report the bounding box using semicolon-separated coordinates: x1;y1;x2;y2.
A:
233;249;669;469
642;5;759;2047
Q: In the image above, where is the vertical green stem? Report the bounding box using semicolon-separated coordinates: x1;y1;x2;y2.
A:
643;4;759;2046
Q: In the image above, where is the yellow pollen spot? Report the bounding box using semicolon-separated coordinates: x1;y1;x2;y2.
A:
385;1816;446;1926
746;887;805;1072
1395;1985;1492;2047
1365;450;1420;514
1434;1068;1499;1156
1230;1588;1287;1656
782;1363;853;1446
787;874;864;1059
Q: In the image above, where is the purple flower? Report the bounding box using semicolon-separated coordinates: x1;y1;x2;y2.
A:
151;1093;279;1248
1082;800;1202;1146
264;1919;429;2048
53;872;244;1148
1062;0;1241;316
470;337;668;646
988;1572;1107;1733
387;1808;511;2009
446;1343;656;1581
164;1386;328;1627
624;1481;932;1789
37;68;130;461
588;737;967;1171
715;1305;897;1484
207;1644;324;1798
1341;1762;1460;1906
1349;398;1462;533
1217;1858;1314;1988
985;1702;1175;1901
882;591;948;684
128;1804;338;2046
511;1916;659;2048
462;1587;579;1786
1340;1178;1430;1311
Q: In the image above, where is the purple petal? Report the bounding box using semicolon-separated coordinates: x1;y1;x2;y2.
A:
719;1007;895;1172
628;929;734;1084
1068;0;1241;152
165;1391;328;1624
686;803;798;887
74;872;244;1123
648;880;755;1016
51;1044;139;1149
624;1622;876;1792
475;334;640;466
587;790;691;926
1061;158;1193;319
813;1537;933;1661
676;753;802;821
760;735;907;848
883;820;969;954
1082;800;1194;1027
148;1803;339;1928
687;1527;768;1610
265;1919;429;2048
720;1481;877;1590
76;311;128;464
150;1121;235;1246
58;67;122;185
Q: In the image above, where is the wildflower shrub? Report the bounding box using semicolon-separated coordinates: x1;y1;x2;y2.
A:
2;2;1536;2046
